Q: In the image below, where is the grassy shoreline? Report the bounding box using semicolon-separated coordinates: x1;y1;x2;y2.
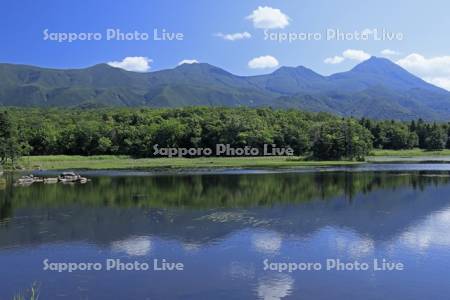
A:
370;149;450;157
367;149;450;163
8;149;450;171
17;155;362;171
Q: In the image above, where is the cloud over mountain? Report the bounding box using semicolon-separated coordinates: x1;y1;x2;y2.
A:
248;55;279;69
324;56;345;64
178;59;199;66
324;49;370;65
343;49;371;62
108;57;152;72
397;53;450;90
381;49;401;57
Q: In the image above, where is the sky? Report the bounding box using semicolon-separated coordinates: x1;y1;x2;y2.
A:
1;0;450;89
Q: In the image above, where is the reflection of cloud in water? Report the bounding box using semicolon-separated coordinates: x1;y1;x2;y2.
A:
229;261;255;280
257;274;294;300
182;242;201;252
400;208;450;251
334;233;374;258
252;231;282;254
111;236;152;256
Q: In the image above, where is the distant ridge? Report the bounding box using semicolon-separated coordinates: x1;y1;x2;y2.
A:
1;57;450;120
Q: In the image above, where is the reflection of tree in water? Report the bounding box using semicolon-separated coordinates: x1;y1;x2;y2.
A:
1;171;450;249
0;200;11;223
1;171;450;221
0;175;13;223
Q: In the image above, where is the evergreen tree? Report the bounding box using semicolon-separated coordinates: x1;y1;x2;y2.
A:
425;124;447;150
0;111;25;165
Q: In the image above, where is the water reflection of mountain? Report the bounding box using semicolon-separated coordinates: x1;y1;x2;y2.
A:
0;172;450;249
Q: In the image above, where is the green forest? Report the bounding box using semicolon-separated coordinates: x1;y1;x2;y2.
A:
0;107;449;165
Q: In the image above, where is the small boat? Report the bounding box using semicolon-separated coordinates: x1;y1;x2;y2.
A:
44;177;58;184
14;173;89;186
58;172;88;183
58;172;79;182
16;175;36;185
78;177;88;184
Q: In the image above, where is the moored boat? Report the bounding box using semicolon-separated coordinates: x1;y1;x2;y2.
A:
58;172;88;183
58;172;78;182
44;177;58;184
14;172;89;186
15;175;37;186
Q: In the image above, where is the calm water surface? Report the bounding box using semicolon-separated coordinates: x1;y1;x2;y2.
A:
1;165;450;299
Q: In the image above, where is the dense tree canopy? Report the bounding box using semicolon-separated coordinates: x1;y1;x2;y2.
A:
1;107;450;163
311;119;372;161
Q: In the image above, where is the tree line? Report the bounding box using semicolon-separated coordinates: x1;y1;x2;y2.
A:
0;107;449;164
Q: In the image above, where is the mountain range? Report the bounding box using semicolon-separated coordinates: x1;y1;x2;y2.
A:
1;57;450;120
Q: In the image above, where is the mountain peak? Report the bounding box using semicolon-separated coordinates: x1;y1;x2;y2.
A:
173;62;233;77
351;56;401;73
330;56;446;94
88;63;117;71
175;62;215;70
273;65;324;79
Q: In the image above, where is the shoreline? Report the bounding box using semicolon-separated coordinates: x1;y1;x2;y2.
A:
16;155;363;171
4;149;450;171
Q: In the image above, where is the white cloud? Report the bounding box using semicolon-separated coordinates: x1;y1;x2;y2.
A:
342;49;371;61
247;6;290;29
324;49;370;65
396;53;450;90
107;56;152;72
178;59;199;66
324;56;345;64
215;32;251;41
248;55;279;69
381;49;400;57
425;77;450;91
397;53;450;77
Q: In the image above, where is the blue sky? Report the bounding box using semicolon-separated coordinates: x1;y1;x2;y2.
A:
1;0;450;89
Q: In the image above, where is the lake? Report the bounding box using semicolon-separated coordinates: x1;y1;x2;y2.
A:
1;165;450;299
